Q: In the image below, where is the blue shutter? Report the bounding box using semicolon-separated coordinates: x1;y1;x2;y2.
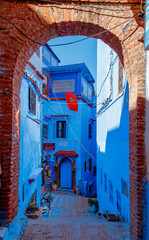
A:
53;122;56;139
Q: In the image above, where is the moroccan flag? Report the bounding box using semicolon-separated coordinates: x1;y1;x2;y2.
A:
65;92;78;111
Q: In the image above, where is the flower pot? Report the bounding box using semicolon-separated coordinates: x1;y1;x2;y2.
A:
25;208;42;220
90;204;96;212
106;214;119;221
52;184;57;191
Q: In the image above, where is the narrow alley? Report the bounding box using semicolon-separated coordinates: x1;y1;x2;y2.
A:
21;192;129;240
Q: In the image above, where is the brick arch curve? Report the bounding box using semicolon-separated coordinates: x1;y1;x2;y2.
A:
0;1;146;240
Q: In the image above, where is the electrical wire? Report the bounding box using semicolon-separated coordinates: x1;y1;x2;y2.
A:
96;56;118;98
0;12;139;48
50;90;96;161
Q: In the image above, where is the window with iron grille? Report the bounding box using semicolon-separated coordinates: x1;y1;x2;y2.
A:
29;87;36;115
89;124;92;139
43;124;48;140
89;158;92;171
118;59;123;94
56;121;66;138
116;189;121;213
85;161;87;172
93;166;96;176
121;178;128;198
53;79;75;93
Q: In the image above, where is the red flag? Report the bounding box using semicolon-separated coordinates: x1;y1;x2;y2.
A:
65;92;78;111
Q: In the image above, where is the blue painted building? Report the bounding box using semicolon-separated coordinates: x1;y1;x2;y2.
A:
19;44;60;214
42;63;97;196
96;40;129;222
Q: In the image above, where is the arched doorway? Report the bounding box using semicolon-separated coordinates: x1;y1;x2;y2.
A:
0;1;146;239
60;158;72;189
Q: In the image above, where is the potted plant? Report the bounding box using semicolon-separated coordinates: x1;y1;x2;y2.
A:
52;180;57;191
41;184;44;194
72;163;77;171
102;210;109;219
42;162;45;168
41;192;53;217
25;201;42;219
54;163;58;171
88;198;98;213
97;212;103;218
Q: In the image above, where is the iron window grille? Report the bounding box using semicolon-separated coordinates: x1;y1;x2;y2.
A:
104;173;107;192
89;124;92;138
84;161;87;172
89;158;92;171
109;180;113;204
56;121;66;138
29;87;36;115
116;189;121;213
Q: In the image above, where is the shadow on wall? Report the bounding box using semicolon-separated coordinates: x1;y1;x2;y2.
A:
97;83;129;222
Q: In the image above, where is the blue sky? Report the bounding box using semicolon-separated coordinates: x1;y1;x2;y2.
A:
48;36;97;81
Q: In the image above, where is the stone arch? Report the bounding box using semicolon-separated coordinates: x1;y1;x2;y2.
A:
0;1;146;239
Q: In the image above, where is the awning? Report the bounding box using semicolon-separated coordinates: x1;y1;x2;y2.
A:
29;168;43;184
54;150;79;157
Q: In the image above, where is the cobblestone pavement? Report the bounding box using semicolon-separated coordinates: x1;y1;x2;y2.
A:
21;192;130;240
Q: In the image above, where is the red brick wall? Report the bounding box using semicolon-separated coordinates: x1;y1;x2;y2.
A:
0;1;146;239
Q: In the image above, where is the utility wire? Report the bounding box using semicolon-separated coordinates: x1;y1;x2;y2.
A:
0;12;139;47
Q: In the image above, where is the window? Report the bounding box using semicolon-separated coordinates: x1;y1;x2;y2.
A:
84;161;87;172
118;59;123;94
56;121;66;138
109;180;113;204
53;79;75;93
82;80;87;97
43;48;51;63
93;166;96;176
116;189;121;213
89;158;92;171
29;87;36;115
89;124;92;139
121;178;128;198
43;124;48;140
104;173;107;192
51;56;57;66
88;87;92;101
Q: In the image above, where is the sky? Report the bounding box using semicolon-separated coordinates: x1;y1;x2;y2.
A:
48;36;97;81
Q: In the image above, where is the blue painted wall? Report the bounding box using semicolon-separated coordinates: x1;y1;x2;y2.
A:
19;69;42;214
42;65;97;196
96;40;129;222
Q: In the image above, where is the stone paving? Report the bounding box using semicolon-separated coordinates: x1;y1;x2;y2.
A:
21;192;130;240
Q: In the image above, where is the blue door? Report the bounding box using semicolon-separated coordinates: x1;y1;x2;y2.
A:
60;159;72;188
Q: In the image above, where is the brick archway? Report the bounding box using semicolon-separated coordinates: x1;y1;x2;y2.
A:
55;157;76;190
0;1;146;239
